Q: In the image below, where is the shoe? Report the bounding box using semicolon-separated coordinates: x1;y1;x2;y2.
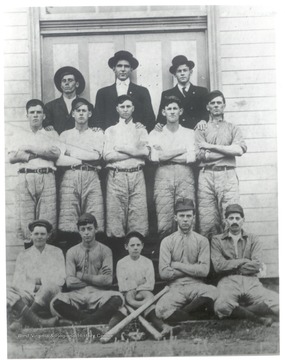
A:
57;318;74;327
260;317;273;327
9;318;23;332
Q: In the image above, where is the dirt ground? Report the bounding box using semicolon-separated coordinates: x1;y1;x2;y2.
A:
7;319;279;358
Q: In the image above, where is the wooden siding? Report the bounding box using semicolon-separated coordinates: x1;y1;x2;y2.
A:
218;6;278;277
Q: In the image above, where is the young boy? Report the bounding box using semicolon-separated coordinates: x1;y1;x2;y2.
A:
116;231;181;338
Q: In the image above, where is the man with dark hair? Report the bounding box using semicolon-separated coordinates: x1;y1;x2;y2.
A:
51;213;124;328
93;50;155;132
156;198;217;323
195;90;247;239
8;99;61;248
7;220;65;330
211;204;279;326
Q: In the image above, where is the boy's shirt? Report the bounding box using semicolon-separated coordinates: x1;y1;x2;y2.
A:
116;255;155;292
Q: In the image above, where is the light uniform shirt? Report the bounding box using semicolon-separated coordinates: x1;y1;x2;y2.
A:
12;244;66;294
116;255;155;293
8;127;60;170
104;118;148;169
159;229;210;286
149;124;195;163
63;96;76;114
116;78;130;96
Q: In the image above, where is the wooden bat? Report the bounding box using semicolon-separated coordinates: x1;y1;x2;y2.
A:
125;304;163;341
100;286;169;343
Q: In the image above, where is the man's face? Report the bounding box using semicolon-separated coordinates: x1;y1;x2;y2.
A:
116;100;134;120
226;212;244;234
125;237;144;260
113;60;132;81
174;210;195;232
60;74;79;95
30;226;48;250
175;64;192;85
27;105;45;128
72;104;91;125
162;102;183;124
79;223;96;246
206;96;226;117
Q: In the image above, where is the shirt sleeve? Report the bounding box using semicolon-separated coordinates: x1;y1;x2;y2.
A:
231;125;247;153
136;259;155;291
102;128;113;160
195;129;207;161
12;253;35;294
159;238;176;281
65;248;86;289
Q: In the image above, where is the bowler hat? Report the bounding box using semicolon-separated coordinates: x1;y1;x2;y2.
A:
108;51;139;70
77;213;97;227
28;219;53;233
54;66;85;94
225;204;244;218
169;55;195;74
72;97;93;112
175;198;195;213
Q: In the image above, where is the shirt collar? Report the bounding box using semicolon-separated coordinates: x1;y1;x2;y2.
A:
177;227;192;237
221;229;248;240
118;117;134;125
116;78;130;86
178;82;191;93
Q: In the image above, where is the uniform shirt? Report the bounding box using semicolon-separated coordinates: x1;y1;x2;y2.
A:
211;230;262;274
12;244;66;294
65;242;113;289
195;119;247;167
116;255;155;292
103;118;148;169
148;124;195;163
8;127;60;170
159;229;210;286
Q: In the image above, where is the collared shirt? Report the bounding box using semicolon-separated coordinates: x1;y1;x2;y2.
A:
211;229;262;274
8;127;60;170
159;229;210;286
178;82;191;96
12;244;66;294
116;255;155;293
195;119;247;167
116;78;130;96
103;118;148;169
63;96;76;114
149;124;195;163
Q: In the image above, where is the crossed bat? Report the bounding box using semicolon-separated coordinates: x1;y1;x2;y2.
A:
100;286;169;343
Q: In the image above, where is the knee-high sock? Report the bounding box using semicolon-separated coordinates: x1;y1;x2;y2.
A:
52;299;87;322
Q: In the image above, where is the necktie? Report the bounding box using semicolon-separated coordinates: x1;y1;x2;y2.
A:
182;87;188;97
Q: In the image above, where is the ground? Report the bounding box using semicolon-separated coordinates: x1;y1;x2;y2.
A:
7;319;279;358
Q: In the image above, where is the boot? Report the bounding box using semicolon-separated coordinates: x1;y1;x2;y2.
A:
52;299;87;322
22;305;58;328
166;309;190;323
231;306;273;327
9;316;24;332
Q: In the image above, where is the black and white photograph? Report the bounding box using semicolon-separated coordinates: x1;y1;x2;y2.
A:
3;1;281;358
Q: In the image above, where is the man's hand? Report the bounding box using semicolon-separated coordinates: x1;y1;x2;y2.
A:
91;127;103;132
45;126;55;131
171;261;182;270
134;122;145;129
101;265;112;276
154;123;164;132
238;262;260;275
76;271;84;279
194;120;207;131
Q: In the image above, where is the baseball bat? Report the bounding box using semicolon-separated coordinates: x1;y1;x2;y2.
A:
125;304;163;341
100;286;169;343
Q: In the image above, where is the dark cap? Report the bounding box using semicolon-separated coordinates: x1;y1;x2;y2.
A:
54;66;85;94
175;198;195;213
28;219;53;233
71;97;93;112
169;55;195;74
207;90;226;104
225;204;244;218
77;213;97;228
108;50;139;70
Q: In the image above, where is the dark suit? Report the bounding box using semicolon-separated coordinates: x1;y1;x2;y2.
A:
157;84;209;129
92;83;155;132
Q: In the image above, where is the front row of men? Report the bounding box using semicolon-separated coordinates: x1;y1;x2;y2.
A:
8;89;246;252
7;201;279;336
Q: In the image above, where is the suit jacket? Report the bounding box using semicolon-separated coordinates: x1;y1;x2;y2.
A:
156;84;209;129
43;96;94;135
92;82;155;132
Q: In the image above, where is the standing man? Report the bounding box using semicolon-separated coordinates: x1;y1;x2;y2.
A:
7;220;65;330
43;66;88;134
8;99;61;248
149;96;196;239
156;55;208;130
195;90;247;239
211;204;279;326
93;50;155;132
155;198;218;323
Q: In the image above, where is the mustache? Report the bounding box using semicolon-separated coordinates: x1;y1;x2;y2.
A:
231;224;239;227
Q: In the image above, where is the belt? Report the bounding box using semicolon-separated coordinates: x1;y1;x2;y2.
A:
108;165;143;173
202;166;235;171
66;164;98;171
18;168;55;174
159;161;176;166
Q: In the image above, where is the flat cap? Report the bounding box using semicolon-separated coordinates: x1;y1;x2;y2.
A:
28;219;53;233
77;213;97;227
71;97;93;111
175;198;195;213
225;204;244;218
207;90;226;104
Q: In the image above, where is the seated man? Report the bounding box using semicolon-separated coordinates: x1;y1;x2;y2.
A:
7;220;66;330
116;231;181;337
155;198;218;323
211;204;279;326
51;213;124;327
149;96;196;239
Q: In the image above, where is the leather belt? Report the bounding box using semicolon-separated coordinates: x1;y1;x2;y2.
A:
18;168;55;174
202;166;235;171
66;164;98;171
108;165;143;173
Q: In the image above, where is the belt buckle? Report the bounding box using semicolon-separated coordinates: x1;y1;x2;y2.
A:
71;164;77;171
36;168;42;174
